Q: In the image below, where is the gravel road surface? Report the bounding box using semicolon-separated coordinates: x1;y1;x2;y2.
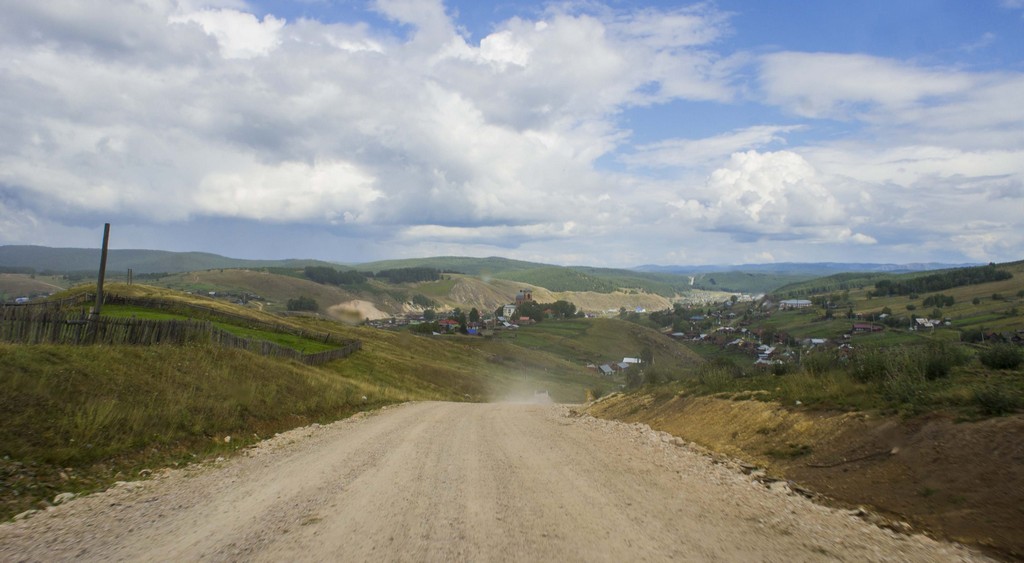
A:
0;402;990;562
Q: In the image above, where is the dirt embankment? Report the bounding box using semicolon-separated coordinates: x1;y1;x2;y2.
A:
587;392;1024;560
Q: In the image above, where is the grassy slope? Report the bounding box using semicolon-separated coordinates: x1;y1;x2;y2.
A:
136;270;685;318
502;318;704;374
0;274;69;301
687;271;815;294
1;284;624;519
151;269;360;312
355;257;800;298
760;260;1024;337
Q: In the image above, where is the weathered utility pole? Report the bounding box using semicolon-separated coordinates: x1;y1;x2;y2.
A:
94;223;111;316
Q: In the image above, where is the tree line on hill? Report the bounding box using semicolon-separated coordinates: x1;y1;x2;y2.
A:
870;264;1012;297
303;266;443;286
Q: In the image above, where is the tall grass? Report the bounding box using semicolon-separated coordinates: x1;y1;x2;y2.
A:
2;335;499;520
0;343;380;467
671;339;1022;416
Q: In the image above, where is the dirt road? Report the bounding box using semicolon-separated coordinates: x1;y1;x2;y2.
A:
0;402;989;561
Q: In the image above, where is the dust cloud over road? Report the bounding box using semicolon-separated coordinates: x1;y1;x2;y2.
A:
0;402;989;562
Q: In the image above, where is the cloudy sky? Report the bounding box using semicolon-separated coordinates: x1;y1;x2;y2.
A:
1;0;1022;267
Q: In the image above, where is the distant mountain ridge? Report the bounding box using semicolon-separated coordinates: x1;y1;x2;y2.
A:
634;262;978;276
0;245;336;275
0;245;982;296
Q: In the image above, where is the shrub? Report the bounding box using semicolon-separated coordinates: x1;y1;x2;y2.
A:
921;353;951;380
697;368;733;392
849;348;891;383
919;341;969;380
702;358;744;378
882;372;930;411
644;369;664;386
978;344;1023;370
696;359;740;392
972;386;1021;416
961;329;984;343
624;368;644;390
802;350;838;376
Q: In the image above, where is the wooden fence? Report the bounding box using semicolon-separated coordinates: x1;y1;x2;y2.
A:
0;305;360;367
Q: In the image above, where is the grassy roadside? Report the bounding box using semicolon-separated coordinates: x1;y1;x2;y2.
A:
0;342;388;520
671;337;1024;418
0;287;618;520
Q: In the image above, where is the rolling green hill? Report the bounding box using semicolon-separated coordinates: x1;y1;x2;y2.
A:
5;247;1003;313
685;271;815;294
770;272;894;298
0;245;339;275
354;256;547;276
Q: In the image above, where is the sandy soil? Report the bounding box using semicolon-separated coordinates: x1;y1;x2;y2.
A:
0;402;990;562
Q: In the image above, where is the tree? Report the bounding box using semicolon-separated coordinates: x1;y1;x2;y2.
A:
304;266;365;286
547;300;577;319
640;345;654;367
512;301;540;322
469;308;480;324
286;296;319;312
423;309;436;322
374;267;440;283
410;321;440;334
448;309;468;334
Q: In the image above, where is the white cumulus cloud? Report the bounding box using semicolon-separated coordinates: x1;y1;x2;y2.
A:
170;9;285;59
